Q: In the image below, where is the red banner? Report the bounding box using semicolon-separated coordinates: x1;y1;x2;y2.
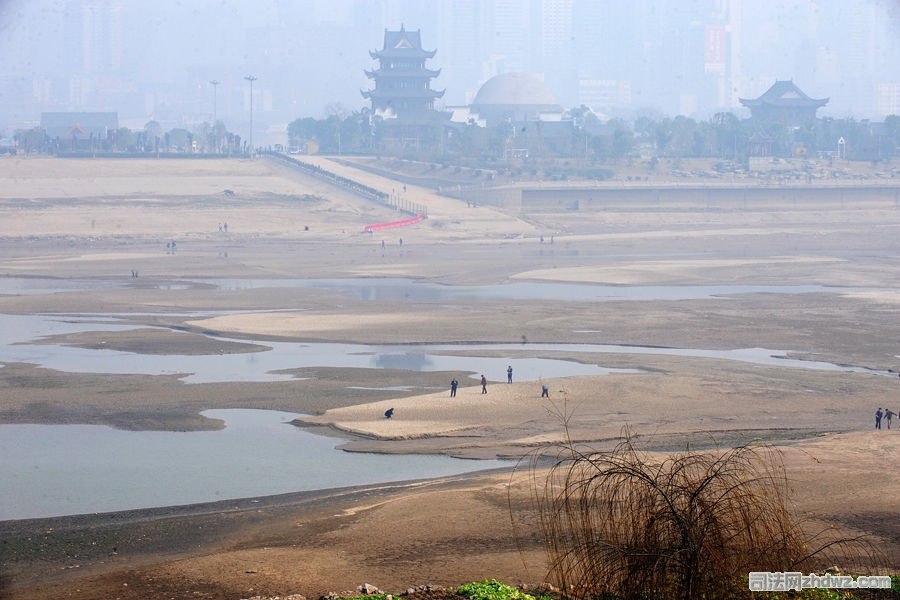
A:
364;214;424;232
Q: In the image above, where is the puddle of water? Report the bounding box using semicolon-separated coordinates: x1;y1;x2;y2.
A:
0;408;507;521
0;276;853;302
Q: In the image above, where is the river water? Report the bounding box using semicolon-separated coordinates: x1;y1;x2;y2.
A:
0;277;889;520
0;409;507;521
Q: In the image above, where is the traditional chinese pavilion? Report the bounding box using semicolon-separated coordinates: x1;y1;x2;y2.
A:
362;26;445;118
739;80;828;125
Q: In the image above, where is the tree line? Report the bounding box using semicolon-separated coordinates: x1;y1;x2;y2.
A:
10;120;243;156
7;109;899;164
286;107;900;165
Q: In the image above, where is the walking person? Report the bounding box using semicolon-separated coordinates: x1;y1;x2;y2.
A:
507;365;513;383
481;374;487;394
886;408;896;430
875;407;884;430
450;378;458;397
541;383;550;398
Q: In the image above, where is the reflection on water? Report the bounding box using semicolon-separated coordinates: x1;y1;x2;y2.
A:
0;409;508;521
374;352;434;370
0;314;637;383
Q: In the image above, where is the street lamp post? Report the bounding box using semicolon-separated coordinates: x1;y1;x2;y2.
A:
209;79;219;152
210;79;219;123
244;75;257;156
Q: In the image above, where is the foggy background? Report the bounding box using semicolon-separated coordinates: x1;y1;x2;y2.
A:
2;0;899;145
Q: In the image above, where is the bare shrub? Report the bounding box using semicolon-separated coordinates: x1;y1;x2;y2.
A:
530;435;875;600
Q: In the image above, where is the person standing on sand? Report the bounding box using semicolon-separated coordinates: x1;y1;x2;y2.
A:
507;365;513;383
875;407;884;429
450;378;458;397
541;383;549;398
481;374;487;394
885;408;896;429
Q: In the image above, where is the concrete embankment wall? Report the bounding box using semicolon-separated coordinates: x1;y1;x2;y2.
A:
457;185;900;213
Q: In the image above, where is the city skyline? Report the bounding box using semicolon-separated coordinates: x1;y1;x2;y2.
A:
2;0;899;145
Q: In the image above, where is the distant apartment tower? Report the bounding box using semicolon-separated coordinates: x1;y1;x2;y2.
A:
877;83;900;118
362;26;445;118
65;0;123;75
578;79;632;112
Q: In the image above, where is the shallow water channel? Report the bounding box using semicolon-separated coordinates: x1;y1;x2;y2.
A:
0;408;508;521
0;312;884;385
0;275;844;301
0;278;890;520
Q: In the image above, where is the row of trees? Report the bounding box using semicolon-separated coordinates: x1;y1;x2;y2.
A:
9;109;899;163
10;120;244;156
286;107;900;164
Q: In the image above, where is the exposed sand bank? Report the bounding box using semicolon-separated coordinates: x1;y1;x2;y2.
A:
2;155;900;599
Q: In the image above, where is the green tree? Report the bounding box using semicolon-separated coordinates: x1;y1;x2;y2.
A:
486;120;513;160
654;118;675;155
447;119;486;158
14;127;46;153
885;115;900;150
317;114;342;152
165;128;192;152
633;115;658;140
194;122;213;152
712;112;743;159
791;118;819;156
569;105;602;160
609;119;636;158
143;120;162;152
832;118;875;160
338;113;365;154
114;127;134;152
287;117;318;146
665;116;703;156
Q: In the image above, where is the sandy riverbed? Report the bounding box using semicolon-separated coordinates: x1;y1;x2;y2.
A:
1;155;899;599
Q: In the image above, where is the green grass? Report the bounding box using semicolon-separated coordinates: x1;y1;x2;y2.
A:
457;579;549;600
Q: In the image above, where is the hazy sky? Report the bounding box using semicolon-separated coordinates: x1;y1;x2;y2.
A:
2;0;900;138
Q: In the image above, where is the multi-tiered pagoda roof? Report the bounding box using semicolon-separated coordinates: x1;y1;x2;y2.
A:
362;25;444;118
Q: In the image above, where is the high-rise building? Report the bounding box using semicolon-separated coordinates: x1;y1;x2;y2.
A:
435;1;489;105
59;0;124;110
539;0;576;106
877;83;900;118
65;0;123;76
489;0;534;75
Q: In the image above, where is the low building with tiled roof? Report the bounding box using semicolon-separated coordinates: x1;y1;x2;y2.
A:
739;81;828;125
41;112;118;140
